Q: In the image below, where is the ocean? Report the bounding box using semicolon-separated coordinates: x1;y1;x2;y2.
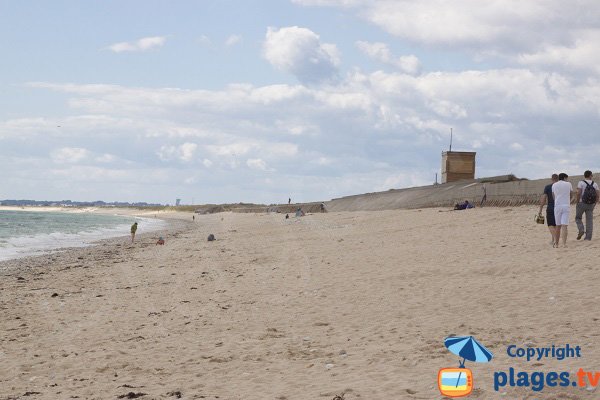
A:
0;210;166;262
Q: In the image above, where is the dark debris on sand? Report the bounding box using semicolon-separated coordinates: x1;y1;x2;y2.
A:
117;392;146;399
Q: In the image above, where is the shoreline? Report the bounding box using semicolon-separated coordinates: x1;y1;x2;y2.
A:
0;211;194;273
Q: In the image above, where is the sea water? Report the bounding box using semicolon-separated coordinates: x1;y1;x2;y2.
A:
0;210;166;261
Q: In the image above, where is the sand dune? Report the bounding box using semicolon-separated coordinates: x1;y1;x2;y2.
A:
1;207;599;399
327;175;588;211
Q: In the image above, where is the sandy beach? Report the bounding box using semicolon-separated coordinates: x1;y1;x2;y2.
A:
1;207;600;399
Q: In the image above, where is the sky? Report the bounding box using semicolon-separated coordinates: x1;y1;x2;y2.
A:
1;0;600;205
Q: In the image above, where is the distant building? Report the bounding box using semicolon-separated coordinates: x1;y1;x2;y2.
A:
441;151;476;183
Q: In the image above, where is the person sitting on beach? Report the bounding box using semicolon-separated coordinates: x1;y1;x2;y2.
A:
156;236;165;245
130;222;138;243
454;200;474;210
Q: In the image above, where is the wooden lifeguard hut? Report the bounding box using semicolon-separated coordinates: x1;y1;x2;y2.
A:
441;151;476;183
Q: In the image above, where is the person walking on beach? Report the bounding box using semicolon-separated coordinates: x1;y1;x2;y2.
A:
539;174;558;246
130;222;138;243
575;170;599;240
552;173;573;248
288;197;291;204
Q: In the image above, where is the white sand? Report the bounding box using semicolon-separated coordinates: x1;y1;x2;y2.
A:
1;207;599;399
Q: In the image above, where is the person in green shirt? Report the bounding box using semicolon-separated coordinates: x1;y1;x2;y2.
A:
130;222;138;243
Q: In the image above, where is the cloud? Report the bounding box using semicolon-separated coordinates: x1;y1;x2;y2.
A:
510;143;524;151
107;36;166;53
291;0;362;5
198;35;212;46
95;153;117;163
5;2;600;205
356;41;421;75
518;30;600;76
225;34;242;46
51;147;90;164
179;143;198;161
246;158;269;171
157;143;198;162
206;142;255;157
295;0;600;73
263;26;340;84
11;61;600;203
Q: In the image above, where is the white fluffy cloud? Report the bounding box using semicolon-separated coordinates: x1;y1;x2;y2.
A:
518;30;600;76
246;158;269;171
198;35;212;46
51;147;90;164
157;143;198;162
9;59;600;204
95;153;117;163
107;36;166;53
5;7;600;204
356;41;420;75
225;34;242;46
263;26;340;84
296;0;600;74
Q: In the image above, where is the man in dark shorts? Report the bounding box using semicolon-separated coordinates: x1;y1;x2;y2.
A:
539;174;558;246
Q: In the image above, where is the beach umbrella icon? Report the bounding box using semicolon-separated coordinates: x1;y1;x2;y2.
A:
444;336;493;388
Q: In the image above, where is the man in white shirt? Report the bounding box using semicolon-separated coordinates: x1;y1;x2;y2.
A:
552;173;573;248
575;170;600;241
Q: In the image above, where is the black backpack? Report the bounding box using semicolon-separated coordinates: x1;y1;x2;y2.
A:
582;181;597;204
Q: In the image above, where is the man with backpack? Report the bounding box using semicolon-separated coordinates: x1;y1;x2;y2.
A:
575;170;600;241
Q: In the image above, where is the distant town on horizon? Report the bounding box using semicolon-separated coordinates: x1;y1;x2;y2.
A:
0;199;164;207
